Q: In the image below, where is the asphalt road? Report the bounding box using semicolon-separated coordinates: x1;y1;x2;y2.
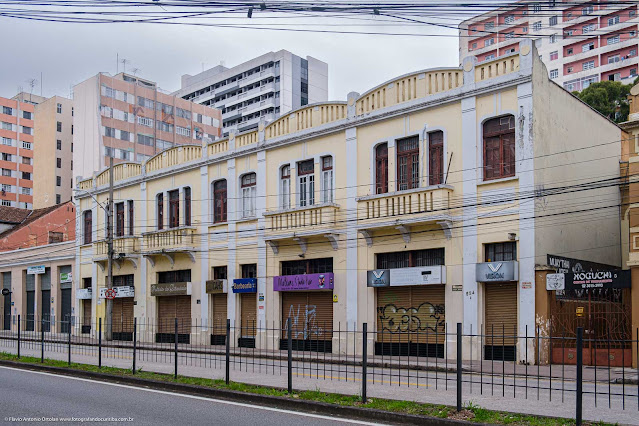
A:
0;366;384;426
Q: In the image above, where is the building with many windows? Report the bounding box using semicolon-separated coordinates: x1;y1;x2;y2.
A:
459;0;639;91
32;96;74;208
72;72;222;186
0;93;45;209
67;40;623;363
174;50;328;136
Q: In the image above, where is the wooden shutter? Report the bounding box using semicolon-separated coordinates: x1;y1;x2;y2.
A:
484;283;517;346
428;131;444;186
375;144;388;194
376;285;445;344
82;299;92;327
309;292;333;341
240;293;257;337
211;294;227;335
112;298;134;333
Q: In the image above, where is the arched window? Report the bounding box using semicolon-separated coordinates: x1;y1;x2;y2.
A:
241;173;256;218
280;165;290;209
83;210;92;245
375;143;388;194
428;131;444;186
483;115;515;180
213;180;227;223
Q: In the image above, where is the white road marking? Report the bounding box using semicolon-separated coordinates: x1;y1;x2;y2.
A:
0;366;386;425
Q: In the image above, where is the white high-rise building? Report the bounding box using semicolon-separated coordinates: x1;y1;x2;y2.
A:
174;50;328;135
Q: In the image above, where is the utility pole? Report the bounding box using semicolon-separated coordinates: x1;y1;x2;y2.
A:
106;156;114;341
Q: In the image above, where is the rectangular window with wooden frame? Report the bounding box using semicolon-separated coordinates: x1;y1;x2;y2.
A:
115;202;124;237
213;180;227;223
83;211;92;245
321;156;333;203
280;165;290;209
375;143;388;194
168;190;179;228
213;266;227;280
297;160;314;207
485;242;517;262
397;136;419;191
241;173;256;218
241;264;257;279
184;187;191;226
128;200;134;235
377;248;445;269
281;258;333;275
483;115;515;180
157;193;164;230
428;131;444;186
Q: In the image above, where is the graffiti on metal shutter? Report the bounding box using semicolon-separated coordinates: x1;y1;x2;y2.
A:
377;302;444;334
286;304;323;340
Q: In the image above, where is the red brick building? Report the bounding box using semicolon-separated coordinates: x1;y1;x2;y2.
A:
0;201;75;251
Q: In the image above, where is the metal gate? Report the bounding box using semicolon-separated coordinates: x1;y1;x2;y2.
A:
549;288;632;367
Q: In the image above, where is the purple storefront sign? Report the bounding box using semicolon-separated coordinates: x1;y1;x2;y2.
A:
273;273;334;291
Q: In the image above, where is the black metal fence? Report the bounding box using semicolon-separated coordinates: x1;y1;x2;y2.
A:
0;316;637;425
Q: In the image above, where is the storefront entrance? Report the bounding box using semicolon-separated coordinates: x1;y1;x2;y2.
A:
484;282;518;361
280;291;333;352
156;295;192;343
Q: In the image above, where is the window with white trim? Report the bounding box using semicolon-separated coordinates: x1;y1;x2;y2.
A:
550;69;559;79
583;60;595;70
533;21;542;31
582;23;596;33
176;126;191;137
280;165;290;209
137;116;154;127
297;159;315;207
608;35;620;45
550;51;559;60
608;16;620;26
549;15;557;26
321;156;333;203
241;173;256;217
582;42;595;52
504;15;514;24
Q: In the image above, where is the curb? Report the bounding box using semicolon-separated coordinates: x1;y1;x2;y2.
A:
0;359;479;426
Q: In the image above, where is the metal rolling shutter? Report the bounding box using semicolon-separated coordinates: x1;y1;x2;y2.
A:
282;292;333;341
211;294;227;335
376;285;446;344
309;292;333;341
240;293;257;337
82;300;92;327
484;283;517;346
26;291;35;331
176;295;191;335
60;289;72;333
112;298;134;333
41;290;51;332
157;297;175;334
3;272;10;330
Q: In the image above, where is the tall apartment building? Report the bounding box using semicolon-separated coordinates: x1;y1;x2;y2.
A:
0;93;45;209
459;0;639;91
173;50;328;135
73;72;222;184
33;96;74;208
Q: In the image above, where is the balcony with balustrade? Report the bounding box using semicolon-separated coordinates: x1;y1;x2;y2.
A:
356;185;455;245
263;203;342;254
141;226;198;265
93;236;141;270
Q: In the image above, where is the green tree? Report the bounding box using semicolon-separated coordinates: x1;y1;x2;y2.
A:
575;81;631;122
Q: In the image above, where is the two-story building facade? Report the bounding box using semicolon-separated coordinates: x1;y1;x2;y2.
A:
74;40;622;362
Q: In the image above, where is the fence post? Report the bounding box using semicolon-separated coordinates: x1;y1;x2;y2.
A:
132;317;137;375
98;317;102;369
225;319;230;385
17;315;20;359
362;322;368;403
174;318;178;379
456;322;462;412
67;317;71;366
576;327;583;426
40;317;44;363
287;317;293;394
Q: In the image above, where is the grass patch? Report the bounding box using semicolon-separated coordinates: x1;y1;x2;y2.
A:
0;352;608;425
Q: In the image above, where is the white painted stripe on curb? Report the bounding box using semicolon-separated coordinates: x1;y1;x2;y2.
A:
0;366;385;425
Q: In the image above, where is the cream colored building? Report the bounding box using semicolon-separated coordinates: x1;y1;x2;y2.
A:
33;96;74;208
74;40;622;362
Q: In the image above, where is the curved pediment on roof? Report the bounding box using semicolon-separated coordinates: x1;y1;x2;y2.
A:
264;102;348;140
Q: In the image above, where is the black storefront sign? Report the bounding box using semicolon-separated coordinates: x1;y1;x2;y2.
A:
564;269;630;290
547;254;616;274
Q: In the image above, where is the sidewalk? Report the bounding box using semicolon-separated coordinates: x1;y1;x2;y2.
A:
1;341;637;425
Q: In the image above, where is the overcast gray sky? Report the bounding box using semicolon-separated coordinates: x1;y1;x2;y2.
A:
0;15;459;101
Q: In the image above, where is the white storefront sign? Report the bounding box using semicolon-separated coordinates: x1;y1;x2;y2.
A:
99;286;135;298
76;288;93;299
27;265;46;275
